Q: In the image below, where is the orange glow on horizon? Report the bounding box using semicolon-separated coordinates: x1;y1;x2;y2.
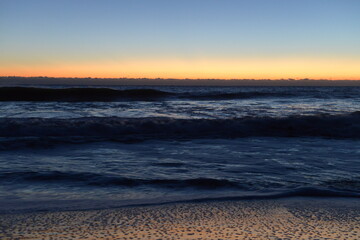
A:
1;58;360;80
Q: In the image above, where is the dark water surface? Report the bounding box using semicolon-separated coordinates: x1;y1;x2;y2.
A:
0;86;359;212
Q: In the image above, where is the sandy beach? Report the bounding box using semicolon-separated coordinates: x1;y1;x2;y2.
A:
0;198;359;240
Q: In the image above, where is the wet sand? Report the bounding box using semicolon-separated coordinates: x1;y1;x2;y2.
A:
0;198;359;240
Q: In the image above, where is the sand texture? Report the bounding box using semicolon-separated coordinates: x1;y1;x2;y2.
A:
0;198;359;240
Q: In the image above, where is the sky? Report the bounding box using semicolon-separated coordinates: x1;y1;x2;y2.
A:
1;0;360;79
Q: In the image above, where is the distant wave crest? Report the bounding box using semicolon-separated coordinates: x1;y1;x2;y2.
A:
0;87;171;101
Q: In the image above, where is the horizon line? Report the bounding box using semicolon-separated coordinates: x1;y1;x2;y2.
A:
2;76;360;87
2;76;360;81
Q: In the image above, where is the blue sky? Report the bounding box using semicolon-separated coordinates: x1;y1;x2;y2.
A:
1;0;360;79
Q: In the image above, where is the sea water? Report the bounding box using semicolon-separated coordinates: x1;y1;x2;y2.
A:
0;86;359;212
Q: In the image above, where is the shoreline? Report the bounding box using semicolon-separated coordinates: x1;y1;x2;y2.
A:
1;188;359;214
1;197;359;239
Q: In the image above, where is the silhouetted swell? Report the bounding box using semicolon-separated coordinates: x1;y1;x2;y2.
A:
1;113;360;146
0;87;171;101
0;86;315;101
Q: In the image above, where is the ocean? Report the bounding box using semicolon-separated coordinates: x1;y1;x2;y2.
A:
0;86;359;212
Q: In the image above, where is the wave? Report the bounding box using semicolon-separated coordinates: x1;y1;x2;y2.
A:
0;87;171;101
181;188;360;203
0;171;239;190
183;91;296;100
1;113;360;149
322;178;360;192
0;187;358;214
2;171;360;196
0;86;330;101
